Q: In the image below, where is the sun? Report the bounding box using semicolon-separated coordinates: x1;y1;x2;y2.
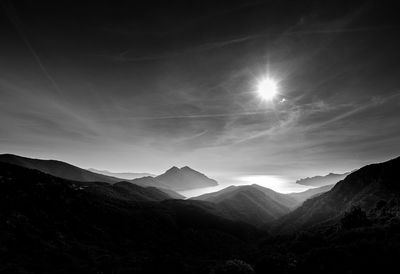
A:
256;78;278;100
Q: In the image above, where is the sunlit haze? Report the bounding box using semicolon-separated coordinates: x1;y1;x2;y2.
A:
180;175;311;198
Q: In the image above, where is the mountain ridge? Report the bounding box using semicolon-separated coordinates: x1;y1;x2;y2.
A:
275;156;400;233
288;184;335;204
191;184;298;226
88;168;154;180
0;154;121;183
0;153;184;199
295;171;352;187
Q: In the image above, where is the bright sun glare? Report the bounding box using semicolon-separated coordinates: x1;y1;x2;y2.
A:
256;78;278;100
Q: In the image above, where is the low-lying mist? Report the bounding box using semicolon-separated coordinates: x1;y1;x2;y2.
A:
179;175;312;198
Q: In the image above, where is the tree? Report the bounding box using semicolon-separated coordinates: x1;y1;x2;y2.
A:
340;206;369;229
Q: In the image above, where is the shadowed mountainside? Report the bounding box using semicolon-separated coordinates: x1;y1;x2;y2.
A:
191;184;298;226
130;176;170;189
288;184;335;204
193;184;298;208
113;181;185;200
0;154;121;183
276;156;400;233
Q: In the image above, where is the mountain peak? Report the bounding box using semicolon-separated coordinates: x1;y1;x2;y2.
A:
180;166;203;174
155;166;218;191
165;166;180;173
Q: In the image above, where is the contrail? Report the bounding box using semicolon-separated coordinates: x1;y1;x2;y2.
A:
1;1;63;97
98;109;277;121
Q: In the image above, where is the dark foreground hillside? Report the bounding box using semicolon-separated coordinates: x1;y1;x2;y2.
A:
0;162;259;273
2;156;400;273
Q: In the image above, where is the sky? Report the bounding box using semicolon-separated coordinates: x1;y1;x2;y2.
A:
1;0;400;185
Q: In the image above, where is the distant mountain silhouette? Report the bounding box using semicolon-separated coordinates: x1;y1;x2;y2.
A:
288;184;334;204
131;166;218;191
191;184;298;226
276;156;400;232
88;168;154;180
295;171;352;187
156;166;218;190
0;154;121;183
